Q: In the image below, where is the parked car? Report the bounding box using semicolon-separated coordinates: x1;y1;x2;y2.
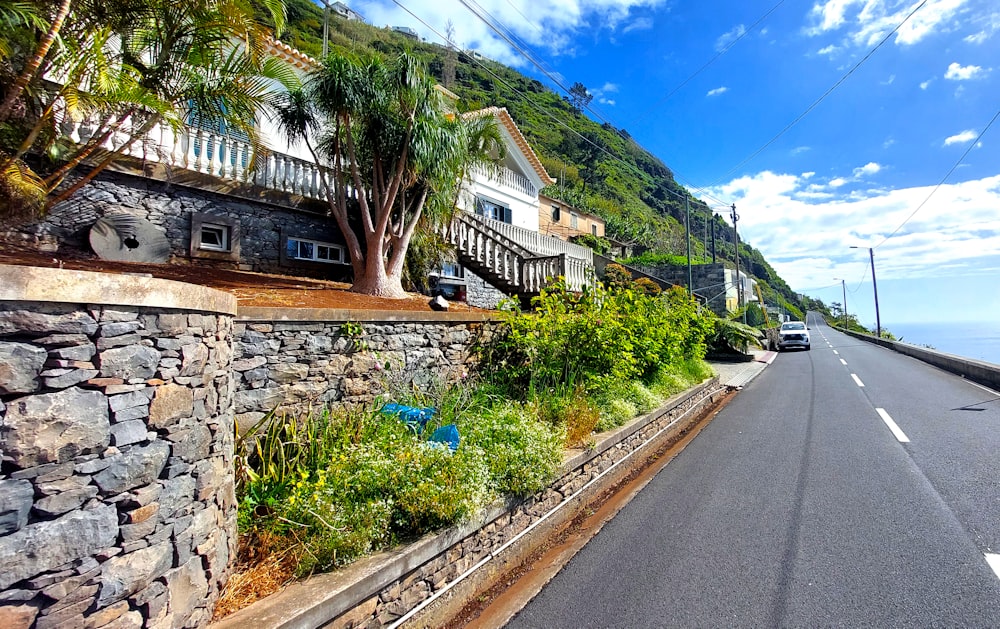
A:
777;321;811;351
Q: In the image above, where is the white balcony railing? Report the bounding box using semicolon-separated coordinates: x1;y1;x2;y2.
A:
62;119;330;201
470;164;536;198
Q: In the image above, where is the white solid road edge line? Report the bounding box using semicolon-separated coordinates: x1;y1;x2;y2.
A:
851;373;865;387
876;407;910;443
985;553;1000;580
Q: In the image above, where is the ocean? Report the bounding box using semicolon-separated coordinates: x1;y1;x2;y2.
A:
884;320;1000;367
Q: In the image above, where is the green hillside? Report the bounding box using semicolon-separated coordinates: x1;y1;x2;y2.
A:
263;0;806;316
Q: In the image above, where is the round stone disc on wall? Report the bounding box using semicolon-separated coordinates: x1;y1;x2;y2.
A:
89;215;170;263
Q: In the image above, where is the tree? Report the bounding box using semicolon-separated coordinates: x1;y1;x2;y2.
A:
568;81;592;111
274;50;504;298
0;0;293;221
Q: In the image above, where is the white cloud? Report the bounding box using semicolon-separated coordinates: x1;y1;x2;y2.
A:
707;170;1000;290
919;79;932;89
853;162;882;177
943;129;978;145
881;74;896;85
716;24;747;51
707;86;729;97
945;62;986;80
354;0;667;67
828;177;848;188
791;146;812;155
805;0;967;48
622;16;654;33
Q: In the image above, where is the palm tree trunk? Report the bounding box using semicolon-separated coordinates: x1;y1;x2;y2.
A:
0;0;74;123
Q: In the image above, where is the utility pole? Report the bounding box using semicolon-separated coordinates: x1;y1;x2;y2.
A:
833;278;847;326
685;195;692;296
710;217;716;263
850;246;882;338
322;0;331;57
731;204;745;324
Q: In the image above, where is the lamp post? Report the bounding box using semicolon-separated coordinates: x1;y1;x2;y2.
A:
833;278;847;326
850;246;881;338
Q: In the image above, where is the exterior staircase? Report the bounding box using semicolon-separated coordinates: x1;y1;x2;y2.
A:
442;212;589;302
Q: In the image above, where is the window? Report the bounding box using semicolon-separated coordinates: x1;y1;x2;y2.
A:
592;224;598;236
440;262;464;279
286;237;346;264
570;212;579;229
551;205;561;221
199;223;231;252
475;197;512;224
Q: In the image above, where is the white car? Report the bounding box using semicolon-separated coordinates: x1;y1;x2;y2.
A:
777;321;811;351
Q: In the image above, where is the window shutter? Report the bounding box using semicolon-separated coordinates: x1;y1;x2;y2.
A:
504;207;512;224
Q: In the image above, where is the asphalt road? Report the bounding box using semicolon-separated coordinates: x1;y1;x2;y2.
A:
506;313;1000;628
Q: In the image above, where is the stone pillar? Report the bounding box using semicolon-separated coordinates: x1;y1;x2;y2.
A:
0;265;237;628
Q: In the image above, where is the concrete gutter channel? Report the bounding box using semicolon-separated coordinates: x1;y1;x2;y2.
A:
212;361;775;629
837;327;1000;391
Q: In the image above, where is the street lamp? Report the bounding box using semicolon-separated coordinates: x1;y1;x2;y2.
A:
832;278;847;327
850;246;881;338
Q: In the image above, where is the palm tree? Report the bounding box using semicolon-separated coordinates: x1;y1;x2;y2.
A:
274;50;504;298
0;0;294;219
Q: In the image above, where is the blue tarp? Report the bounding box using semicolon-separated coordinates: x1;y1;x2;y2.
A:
428;424;460;452
380;403;436;435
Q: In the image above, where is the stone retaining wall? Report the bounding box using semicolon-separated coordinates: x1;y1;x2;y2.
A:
212;378;725;629
0;266;237;629
231;309;497;427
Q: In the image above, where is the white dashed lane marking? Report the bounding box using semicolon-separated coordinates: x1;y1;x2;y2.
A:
876;407;910;443
851;374;865;387
840;359;848;366
986;554;1000;581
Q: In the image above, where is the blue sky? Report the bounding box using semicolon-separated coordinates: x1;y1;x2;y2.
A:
348;0;999;325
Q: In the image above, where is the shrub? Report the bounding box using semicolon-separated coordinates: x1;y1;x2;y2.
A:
459;402;564;494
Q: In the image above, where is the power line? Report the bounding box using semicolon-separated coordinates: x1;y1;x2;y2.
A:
709;0;930;187
393;0;733;209
630;0;787;125
450;0;734;208
872;108;1000;249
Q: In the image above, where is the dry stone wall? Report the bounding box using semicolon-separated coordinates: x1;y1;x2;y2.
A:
231;311;495;426
0;267;237;629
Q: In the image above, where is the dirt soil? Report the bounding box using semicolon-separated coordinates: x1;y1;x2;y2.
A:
0;243;485;312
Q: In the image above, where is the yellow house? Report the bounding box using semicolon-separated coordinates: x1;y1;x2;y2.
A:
537;194;605;241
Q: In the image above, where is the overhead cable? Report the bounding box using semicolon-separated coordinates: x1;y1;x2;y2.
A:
872;108;1000;249
709;0;929;187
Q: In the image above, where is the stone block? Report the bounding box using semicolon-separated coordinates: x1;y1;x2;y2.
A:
179;343;209;377
96;333;143;350
110;421;148;447
93;441;170;495
97;541;172;607
0;309;98;336
157;476;195;520
98;309;139;323
34;596;94;629
156;314;188;335
34;333;91;347
0;605;38;629
230;355;266;372
233;387;284;413
167;425;211;463
44;368;100;389
49;342;98;362
100;321;142;338
112;405;149;423
81;599;129;627
0;342;47;394
34;485;99;518
163;556;209;626
148;384;193;429
0;479;34;534
1;388;110;467
108;390;151;412
119;517;158;543
99;345;160;380
0;504;118;589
